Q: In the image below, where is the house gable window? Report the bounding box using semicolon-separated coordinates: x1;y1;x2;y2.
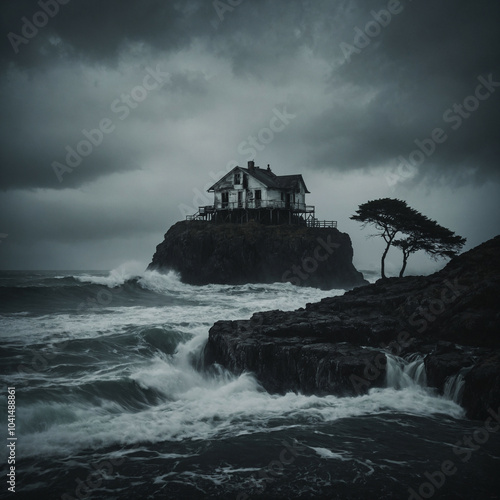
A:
234;173;241;185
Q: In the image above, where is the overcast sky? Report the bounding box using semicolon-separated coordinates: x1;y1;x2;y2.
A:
0;0;499;276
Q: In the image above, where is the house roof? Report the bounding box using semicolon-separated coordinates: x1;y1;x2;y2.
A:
208;166;310;193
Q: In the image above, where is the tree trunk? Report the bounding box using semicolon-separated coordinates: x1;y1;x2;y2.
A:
381;241;391;279
399;251;408;278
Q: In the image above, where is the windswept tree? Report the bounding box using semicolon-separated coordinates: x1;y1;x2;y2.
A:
393;216;466;277
350;198;420;279
351;198;466;279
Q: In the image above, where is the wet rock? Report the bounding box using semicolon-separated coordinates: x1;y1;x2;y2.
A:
462;352;500;420
424;344;475;393
148;221;367;289
203;236;500;420
204;317;387;396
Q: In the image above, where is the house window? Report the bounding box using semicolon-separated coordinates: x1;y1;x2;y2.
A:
234;173;241;185
255;189;261;207
221;192;229;208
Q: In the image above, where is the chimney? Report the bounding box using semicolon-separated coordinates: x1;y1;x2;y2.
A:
267;164;271;172
248;160;255;171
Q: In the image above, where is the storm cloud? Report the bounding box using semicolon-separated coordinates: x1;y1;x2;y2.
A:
0;0;499;271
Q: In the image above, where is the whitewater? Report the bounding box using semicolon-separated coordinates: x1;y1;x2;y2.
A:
1;265;499;499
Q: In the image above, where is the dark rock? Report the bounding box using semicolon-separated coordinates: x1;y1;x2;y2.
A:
148;221;367;289
462;352;500;420
203;235;500;420
205;317;387;396
424;346;475;393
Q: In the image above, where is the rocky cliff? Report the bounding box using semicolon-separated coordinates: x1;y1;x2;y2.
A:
203;235;500;420
148;221;367;289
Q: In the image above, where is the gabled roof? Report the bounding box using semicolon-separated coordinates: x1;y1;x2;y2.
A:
208;166;310;193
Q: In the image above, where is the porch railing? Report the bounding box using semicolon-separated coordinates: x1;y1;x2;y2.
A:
199;201;315;212
307;219;337;228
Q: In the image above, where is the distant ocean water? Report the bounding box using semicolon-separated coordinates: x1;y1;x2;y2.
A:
1;266;499;499
359;269;380;284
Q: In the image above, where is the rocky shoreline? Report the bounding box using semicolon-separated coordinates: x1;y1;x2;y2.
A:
203;236;500;420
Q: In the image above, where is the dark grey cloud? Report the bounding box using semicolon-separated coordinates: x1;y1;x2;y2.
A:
316;0;500;184
2;0;498;187
0;0;499;270
1;0;212;67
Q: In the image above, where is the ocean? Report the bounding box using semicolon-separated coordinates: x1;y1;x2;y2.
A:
1;267;499;499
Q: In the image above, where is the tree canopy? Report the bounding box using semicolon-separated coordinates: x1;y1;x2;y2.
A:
351;198;466;278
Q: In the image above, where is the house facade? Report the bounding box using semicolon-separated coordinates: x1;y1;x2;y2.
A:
187;161;336;227
210;161;309;211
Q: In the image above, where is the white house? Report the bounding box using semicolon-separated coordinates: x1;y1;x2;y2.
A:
209;161;309;210
188;161;335;227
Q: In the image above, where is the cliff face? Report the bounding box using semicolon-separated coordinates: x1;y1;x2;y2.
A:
148;221;367;289
203;236;500;420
